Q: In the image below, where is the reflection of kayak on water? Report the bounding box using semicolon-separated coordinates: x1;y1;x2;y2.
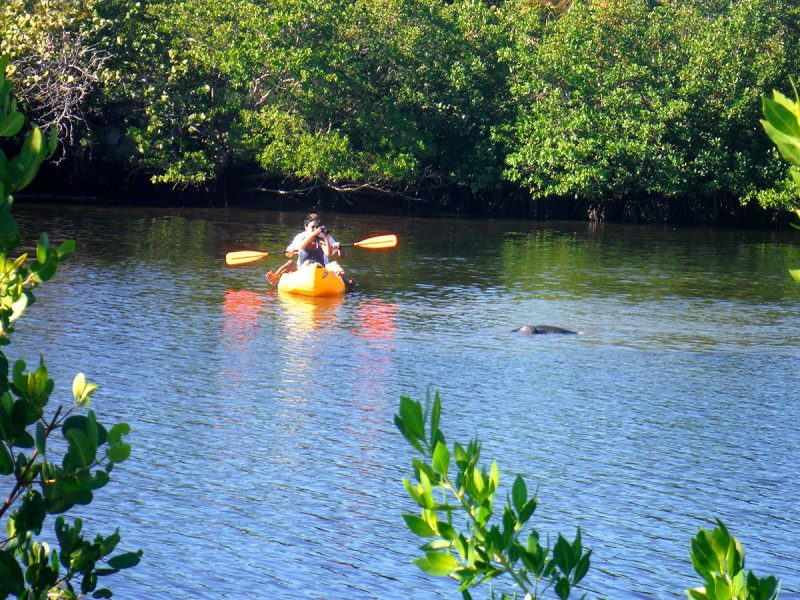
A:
277;262;348;297
278;291;343;331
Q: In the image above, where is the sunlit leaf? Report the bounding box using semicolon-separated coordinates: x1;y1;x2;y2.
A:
402;513;436;537
413;550;458;576
72;372;86;402
762;96;800;137
57;239;76;259
432;441;450;478
106;443;131;463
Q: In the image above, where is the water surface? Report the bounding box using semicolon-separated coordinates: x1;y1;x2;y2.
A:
11;204;800;598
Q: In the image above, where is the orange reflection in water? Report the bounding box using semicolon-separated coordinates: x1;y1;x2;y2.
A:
277;292;344;332
222;289;265;346
351;299;398;340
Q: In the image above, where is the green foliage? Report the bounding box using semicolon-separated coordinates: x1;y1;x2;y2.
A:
0;57;57;205
95;0;512;191
395;391;591;599
761;83;800;280
687;520;780;600
0;55;139;599
6;0;800;217
501;0;800;205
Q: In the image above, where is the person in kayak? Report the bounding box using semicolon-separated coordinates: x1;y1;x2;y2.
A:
266;213;354;289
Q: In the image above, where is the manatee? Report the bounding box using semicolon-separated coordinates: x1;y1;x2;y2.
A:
512;325;577;335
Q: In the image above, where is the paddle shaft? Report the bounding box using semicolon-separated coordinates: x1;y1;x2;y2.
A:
225;234;397;266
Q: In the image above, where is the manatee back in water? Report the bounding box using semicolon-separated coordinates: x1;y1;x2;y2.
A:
512;325;577;335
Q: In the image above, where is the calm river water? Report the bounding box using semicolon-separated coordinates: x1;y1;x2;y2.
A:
10;203;800;599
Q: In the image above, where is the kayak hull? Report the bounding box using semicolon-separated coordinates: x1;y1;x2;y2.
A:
277;262;346;297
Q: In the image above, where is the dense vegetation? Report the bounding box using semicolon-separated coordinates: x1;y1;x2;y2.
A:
2;0;800;221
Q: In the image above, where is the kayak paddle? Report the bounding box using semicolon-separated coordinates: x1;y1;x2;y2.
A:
225;250;271;266
341;234;397;249
225;234;397;266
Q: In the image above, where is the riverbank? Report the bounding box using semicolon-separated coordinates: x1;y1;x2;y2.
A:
19;161;788;227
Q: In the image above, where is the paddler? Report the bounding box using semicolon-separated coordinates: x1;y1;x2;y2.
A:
266;213;354;289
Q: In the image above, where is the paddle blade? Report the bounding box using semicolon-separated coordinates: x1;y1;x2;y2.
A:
353;234;398;249
225;250;270;266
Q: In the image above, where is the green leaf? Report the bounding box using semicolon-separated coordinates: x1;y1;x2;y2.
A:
395;414;425;454
762;97;800;138
512;475;527;514
691;531;718;577
57;239;76;259
573;549;591;584
402;513;436;537
0;403;12;441
106;550;142;570
761;120;800;168
15;490;46;534
421;539;452;552
9;291;27;323
519;497;538;523
554;576;570;600
0;206;19;251
413;550;459;576
432;441;450;478
770;89;800;116
36;232;49;264
14;429;34;448
0;112;24;137
72;372;86;402
755;575;779;599
86;411;99;448
0;442;13;474
86;470;110;490
403;478;425;507
0;548;24;595
31;259;57;282
471;467;484;496
63;415;107;446
101;530;121;556
399;396;425;442
438;521;458;541
107;423;130;444
106;442;131;463
488;461;499;492
65;428;96;468
430;391;441;439
554;534;574;573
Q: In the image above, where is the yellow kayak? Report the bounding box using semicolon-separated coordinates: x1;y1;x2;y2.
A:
277;262;346;297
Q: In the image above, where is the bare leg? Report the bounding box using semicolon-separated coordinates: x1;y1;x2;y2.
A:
266;259;297;285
